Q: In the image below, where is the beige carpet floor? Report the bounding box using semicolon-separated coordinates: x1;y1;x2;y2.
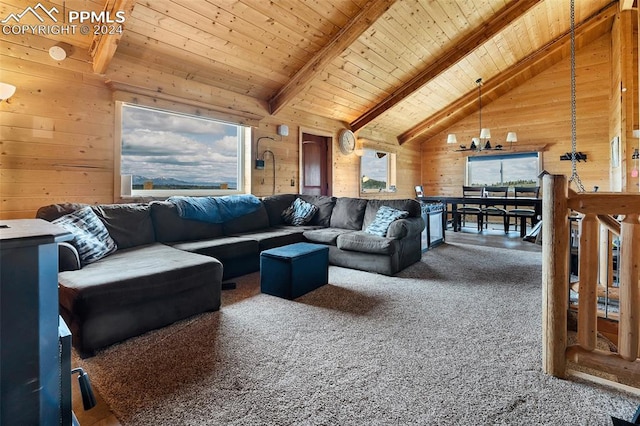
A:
74;241;640;425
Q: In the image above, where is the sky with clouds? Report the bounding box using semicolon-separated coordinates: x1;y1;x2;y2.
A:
361;149;389;182
468;154;539;186
121;105;240;185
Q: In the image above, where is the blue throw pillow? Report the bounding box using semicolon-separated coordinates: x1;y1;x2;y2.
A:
282;198;318;226
365;205;409;237
53;206;117;266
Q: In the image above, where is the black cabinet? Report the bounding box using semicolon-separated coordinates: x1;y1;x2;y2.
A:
0;219;72;425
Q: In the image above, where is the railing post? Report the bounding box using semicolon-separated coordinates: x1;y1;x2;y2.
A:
542;174;570;377
577;214;598;350
619;214;640;361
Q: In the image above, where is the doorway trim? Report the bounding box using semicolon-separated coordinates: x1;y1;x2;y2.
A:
299;127;334;196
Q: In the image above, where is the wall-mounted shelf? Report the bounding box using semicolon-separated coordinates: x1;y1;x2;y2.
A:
560;152;587;162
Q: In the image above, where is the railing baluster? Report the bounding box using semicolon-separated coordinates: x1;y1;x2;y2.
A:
544;180;640;384
618;214;640;362
578;214;598;350
542;175;569;377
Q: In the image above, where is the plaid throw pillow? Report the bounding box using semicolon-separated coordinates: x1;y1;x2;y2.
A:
53;206;117;266
365;205;409;237
281;198;318;226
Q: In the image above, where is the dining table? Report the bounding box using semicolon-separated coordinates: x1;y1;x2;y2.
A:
417;196;542;238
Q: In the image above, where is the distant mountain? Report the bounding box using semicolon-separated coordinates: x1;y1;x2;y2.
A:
131;175;236;189
362;178;387;190
133;175;196;186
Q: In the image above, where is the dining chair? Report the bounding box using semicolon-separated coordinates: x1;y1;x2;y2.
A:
507;186;540;236
482;186;509;233
455;186;484;232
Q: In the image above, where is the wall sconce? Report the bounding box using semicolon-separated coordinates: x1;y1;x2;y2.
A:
0;82;16;102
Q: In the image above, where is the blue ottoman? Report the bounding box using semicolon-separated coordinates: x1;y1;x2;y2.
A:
260;242;329;299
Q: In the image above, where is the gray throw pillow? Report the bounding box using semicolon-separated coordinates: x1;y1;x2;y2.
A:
52;206;117;266
364;205;409;237
282;198;318;226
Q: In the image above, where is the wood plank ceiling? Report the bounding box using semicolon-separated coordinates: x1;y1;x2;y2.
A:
4;0;620;145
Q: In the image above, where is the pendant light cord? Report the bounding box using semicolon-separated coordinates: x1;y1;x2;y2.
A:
568;0;585;192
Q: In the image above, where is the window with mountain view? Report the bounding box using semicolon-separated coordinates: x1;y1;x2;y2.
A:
467;152;540;187
360;148;397;193
120;104;247;196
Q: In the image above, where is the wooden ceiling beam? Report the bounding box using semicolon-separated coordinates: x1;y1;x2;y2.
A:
397;1;618;146
90;0;136;74
349;0;542;133
620;0;635;11
268;0;397;116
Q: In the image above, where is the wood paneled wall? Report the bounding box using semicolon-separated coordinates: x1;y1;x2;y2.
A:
1;34;421;220
1;34;115;219
251;114;421;200
420;34;613;196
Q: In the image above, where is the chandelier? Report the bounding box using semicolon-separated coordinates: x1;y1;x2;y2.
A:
448;78;517;152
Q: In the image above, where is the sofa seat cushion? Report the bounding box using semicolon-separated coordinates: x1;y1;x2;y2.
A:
274;224;324;233
336;231;398;255
58;243;222;318
303;228;354;245
171;236;258;260
230;228;305;251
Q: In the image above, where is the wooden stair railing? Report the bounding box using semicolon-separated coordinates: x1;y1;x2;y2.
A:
542;174;640;385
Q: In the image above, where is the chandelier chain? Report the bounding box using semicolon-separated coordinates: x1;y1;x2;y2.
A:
568;0;585;192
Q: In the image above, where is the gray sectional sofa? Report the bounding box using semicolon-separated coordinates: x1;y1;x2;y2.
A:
37;194;424;356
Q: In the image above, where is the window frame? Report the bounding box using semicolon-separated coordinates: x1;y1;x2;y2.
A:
359;148;397;194
465;152;541;188
116;101;249;198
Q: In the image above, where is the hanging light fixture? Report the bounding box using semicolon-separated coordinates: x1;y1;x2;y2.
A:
476;78;491;150
450;78;516;152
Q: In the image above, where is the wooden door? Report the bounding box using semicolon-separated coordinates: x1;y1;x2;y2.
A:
301;133;329;195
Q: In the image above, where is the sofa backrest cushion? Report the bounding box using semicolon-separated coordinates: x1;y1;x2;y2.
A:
362;199;421;229
150;201;224;242
36;203;88;221
298;195;336;227
92;204;155;249
222;203;270;235
330;197;368;230
262;194;297;227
